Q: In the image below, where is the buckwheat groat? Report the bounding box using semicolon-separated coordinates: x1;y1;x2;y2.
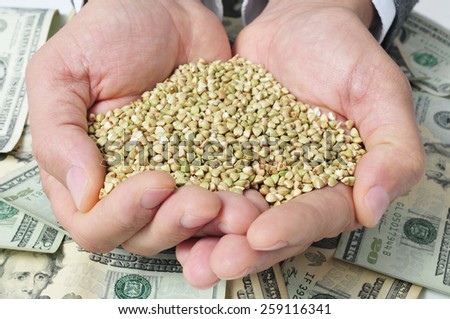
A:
88;56;365;206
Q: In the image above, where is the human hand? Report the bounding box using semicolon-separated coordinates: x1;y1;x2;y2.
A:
177;0;425;287
25;0;243;254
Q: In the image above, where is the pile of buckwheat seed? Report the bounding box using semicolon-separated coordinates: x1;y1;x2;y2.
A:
87;56;366;206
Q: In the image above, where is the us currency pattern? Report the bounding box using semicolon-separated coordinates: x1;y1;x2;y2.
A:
0;121;33;178
413;91;450;144
0;160;65;234
390;13;450;96
335;91;450;295
40;241;226;299
0;198;64;252
226;264;289;299
281;241;421;299
0;7;58;152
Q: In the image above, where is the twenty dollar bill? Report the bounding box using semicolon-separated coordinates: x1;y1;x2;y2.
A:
41;242;225;299
390;13;450;96
0;7;58;152
226;264;289;299
282;239;421;299
335;91;450;295
0;198;64;252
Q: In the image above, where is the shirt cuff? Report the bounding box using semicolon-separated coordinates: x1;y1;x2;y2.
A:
371;0;396;42
241;0;396;42
206;0;396;44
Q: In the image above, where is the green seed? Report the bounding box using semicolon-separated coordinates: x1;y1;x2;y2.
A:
87;55;365;205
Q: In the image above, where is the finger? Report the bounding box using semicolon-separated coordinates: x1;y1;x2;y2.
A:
247;184;357;251
44;170;176;252
350;61;425;227
26;3;182;213
175;238;195;266
199;191;262;236
235;15;425;227
209;234;301;280
26;38;105;213
243;189;269;213
177;237;221;289
121;186;221;256
180;0;232;63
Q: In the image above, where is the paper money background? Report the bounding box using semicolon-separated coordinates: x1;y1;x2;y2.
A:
0;0;449;299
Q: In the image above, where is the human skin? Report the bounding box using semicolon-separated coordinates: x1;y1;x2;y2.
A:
176;0;425;287
26;0;261;257
26;0;424;289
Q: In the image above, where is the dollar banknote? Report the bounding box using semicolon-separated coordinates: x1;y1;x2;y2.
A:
0;7;58;153
0;121;33;178
335;90;450;295
0;198;64;252
413;91;450;144
226;264;289;299
12;241;224;299
389;13;450;96
281;239;422;299
0;160;64;234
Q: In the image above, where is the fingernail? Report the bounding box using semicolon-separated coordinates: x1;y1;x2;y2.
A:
365;185;390;224
255;240;288;251
66;166;86;211
181;214;214;229
223;267;257;280
140;188;173;210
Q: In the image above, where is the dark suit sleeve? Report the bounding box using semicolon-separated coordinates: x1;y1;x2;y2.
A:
382;0;419;48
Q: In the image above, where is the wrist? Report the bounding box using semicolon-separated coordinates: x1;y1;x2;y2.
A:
269;0;375;28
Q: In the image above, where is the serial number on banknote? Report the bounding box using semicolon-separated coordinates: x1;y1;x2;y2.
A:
259;303;331;315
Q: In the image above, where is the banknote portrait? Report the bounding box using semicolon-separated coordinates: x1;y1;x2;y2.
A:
424;142;450;189
0;249;63;299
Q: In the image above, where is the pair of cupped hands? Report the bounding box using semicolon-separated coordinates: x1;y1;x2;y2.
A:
26;0;424;288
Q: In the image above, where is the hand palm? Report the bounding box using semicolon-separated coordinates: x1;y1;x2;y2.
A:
53;0;232;113
26;0;238;254
177;4;424;288
234;5;422;225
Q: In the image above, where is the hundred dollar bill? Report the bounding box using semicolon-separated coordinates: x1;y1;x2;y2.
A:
0;160;64;234
34;241;225;299
335;92;450;295
0;7;59;152
226;264;289;299
281;239;422;299
390;13;450;96
0;198;64;253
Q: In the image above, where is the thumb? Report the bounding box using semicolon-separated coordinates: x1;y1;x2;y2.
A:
352;77;425;227
26;42;104;213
